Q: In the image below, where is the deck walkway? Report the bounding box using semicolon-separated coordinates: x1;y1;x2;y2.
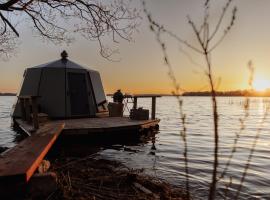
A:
0;122;64;182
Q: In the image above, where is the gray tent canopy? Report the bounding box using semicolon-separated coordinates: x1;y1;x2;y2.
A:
12;51;108;119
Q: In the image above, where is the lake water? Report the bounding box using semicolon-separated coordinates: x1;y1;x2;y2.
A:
1;96;270;199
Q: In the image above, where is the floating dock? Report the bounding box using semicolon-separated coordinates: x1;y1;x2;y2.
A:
15;117;160;136
1;93;160;189
0;117;159;182
1;53;162;197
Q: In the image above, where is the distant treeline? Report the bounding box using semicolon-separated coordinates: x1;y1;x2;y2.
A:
107;90;270;97
0;93;16;96
182;90;270;97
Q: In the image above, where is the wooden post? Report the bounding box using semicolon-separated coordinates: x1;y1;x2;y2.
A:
31;97;39;130
133;97;137;109
24;99;31;123
151;97;156;120
20;98;26;121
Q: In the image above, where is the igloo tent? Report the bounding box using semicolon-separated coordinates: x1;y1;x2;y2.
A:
12;51;108;119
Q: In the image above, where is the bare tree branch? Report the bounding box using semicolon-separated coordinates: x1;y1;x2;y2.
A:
0;12;19;36
207;0;233;43
0;0;140;59
0;30;18;60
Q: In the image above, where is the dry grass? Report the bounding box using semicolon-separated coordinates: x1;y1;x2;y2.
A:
49;157;188;200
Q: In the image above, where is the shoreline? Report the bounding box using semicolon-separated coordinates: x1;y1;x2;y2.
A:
0;152;187;199
49;156;187;200
0;133;187;200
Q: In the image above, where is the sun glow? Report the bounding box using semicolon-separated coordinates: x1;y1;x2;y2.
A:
253;78;270;91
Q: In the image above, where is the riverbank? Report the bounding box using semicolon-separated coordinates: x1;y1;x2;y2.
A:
50;156;186;200
46;156;187;200
0;136;187;200
0;147;187;199
0;132;187;200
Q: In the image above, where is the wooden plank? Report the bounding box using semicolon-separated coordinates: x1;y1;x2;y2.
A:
62;117;146;129
61;117;159;134
0;122;65;182
96;111;109;118
16;119;32;136
18;95;40;99
139;119;160;129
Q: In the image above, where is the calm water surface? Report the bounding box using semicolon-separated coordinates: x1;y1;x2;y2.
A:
1;96;270;199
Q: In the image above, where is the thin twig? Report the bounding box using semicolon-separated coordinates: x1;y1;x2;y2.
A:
234;104;270;199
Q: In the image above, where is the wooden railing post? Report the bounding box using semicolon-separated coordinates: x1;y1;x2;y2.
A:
19;95;40;130
24;99;31;123
133;97;137;109
151;97;156;120
31;96;39;130
20;98;26;121
131;95;160;120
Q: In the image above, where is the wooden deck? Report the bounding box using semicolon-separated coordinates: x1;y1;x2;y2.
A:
1;117;158;183
61;117;160;134
15;117;160;136
0;122;64;182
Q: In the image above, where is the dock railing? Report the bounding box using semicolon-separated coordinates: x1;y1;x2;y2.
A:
132;95;161;120
18;95;40;130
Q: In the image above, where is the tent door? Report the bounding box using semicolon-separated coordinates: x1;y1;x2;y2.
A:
68;73;90;116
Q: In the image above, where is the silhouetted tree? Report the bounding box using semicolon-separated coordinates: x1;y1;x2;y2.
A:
0;29;18;60
0;0;139;59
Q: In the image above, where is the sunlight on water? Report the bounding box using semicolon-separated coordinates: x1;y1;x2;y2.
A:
1;96;270;199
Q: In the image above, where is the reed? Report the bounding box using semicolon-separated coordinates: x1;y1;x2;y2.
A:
49;157;187;200
144;0;270;198
234;90;270;199
142;2;190;198
218;61;253;181
141;0;268;199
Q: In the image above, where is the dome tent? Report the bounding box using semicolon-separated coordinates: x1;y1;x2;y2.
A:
12;51;107;119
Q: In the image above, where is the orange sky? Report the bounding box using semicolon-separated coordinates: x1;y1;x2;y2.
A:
1;0;270;94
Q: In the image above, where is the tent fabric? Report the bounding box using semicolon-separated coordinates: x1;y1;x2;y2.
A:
32;59;86;69
12;58;107;119
19;68;42;96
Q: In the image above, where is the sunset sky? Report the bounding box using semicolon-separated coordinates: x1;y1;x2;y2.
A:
1;0;270;94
